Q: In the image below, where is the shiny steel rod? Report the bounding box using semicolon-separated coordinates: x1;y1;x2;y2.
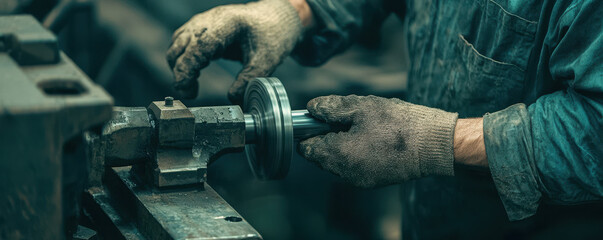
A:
244;110;331;143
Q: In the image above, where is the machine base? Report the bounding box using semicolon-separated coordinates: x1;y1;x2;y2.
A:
83;167;262;240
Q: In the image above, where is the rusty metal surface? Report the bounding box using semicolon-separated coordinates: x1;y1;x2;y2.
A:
0;15;113;239
148;99;195;148
189;106;246;164
104;107;153;166
83;187;146;240
86;107;152;188
89;167;262;240
152;148;207;187
85;104;256;239
93;104;247;188
146;99;199;187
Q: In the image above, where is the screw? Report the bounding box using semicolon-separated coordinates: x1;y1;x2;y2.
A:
164;96;174;106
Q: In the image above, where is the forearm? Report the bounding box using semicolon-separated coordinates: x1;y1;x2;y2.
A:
454;118;488;169
288;0;315;29
289;0;397;66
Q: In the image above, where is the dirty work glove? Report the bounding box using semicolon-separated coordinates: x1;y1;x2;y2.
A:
299;95;459;188
166;0;303;102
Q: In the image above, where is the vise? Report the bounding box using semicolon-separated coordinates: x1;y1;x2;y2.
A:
92;77;332;188
85;77;334;239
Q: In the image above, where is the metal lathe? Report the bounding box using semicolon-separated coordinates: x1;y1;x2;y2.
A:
83;77;333;240
0;15;334;240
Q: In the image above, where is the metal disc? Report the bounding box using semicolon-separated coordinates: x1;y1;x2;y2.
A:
243;77;293;179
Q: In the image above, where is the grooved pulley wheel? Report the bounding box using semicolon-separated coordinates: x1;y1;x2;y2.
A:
243;77;293;179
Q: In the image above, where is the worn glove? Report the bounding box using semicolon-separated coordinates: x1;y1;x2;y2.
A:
166;0;302;102
299;95;459;188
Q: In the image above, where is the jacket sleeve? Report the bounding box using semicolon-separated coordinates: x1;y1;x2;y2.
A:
291;0;402;66
483;0;603;221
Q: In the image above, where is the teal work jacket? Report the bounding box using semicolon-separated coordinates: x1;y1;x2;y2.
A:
292;0;603;238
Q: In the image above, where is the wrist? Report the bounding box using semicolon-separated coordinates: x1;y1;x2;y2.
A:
288;0;315;29
453;118;488;169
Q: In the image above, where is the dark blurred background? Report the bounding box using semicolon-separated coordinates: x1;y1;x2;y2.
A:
3;0;409;239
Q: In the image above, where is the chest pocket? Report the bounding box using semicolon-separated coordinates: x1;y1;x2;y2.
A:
447;0;538;117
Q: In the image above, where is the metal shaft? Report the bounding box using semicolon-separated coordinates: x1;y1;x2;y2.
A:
291;110;333;140
244;110;331;143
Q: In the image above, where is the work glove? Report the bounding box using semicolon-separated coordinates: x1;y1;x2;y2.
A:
299;95;459;188
166;0;303;102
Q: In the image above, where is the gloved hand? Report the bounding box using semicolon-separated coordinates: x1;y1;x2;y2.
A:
166;0;303;102
299;95;459;188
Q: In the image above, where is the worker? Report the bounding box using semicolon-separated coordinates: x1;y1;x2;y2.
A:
166;0;603;238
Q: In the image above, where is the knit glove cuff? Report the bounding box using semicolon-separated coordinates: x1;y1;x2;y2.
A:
255;0;303;36
407;105;458;177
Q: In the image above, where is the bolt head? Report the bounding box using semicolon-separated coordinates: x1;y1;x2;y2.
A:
164;96;174;106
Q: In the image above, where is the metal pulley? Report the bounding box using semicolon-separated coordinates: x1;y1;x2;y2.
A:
243;78;332;180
